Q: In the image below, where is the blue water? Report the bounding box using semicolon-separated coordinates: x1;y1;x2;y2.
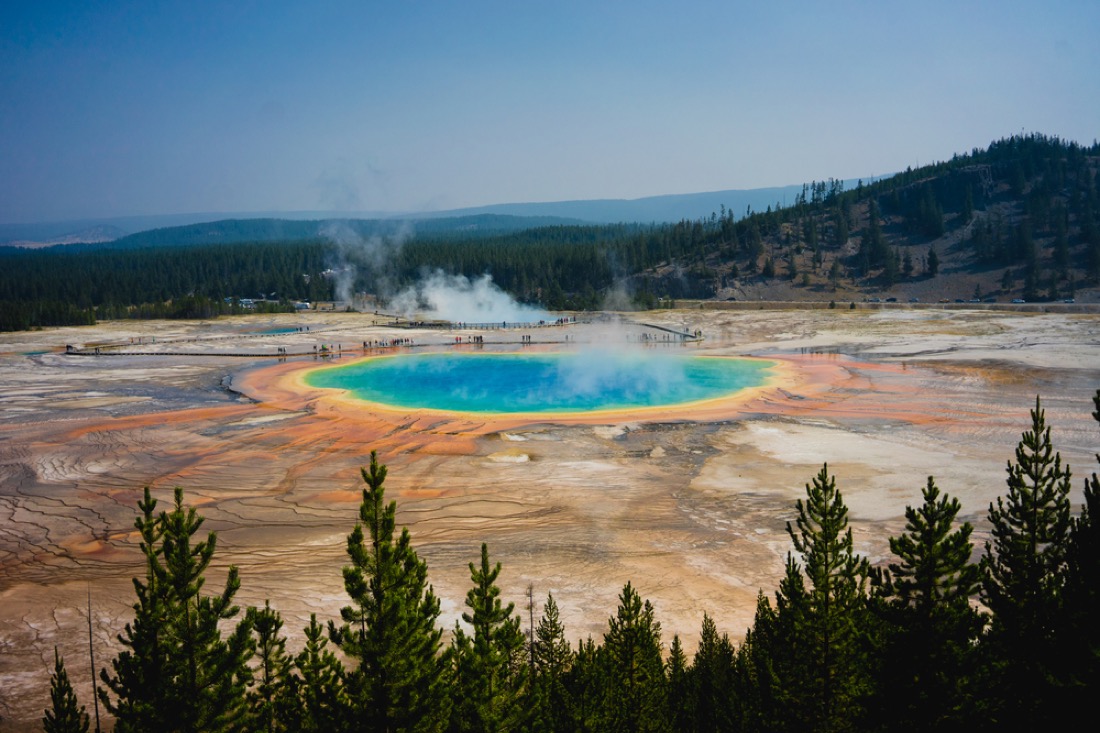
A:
305;351;774;414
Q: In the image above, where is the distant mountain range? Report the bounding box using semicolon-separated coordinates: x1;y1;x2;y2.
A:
406;183;865;223
0;180;870;247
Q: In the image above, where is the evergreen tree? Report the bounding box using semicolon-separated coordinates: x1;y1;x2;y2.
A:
1023;266;1040;302
881;248;899;286
869;477;983;731
532;593;573;732
828;259;842;291
160;487;255;733
733;591;785;733
762;257;776;279
665;636;691;733
566;638;604;732
599;583;669;732
784;464;871;733
775;554;816;733
331;452;449;733
1058;389;1100;716
833;209;849;247
902;249;914;279
927;245;940;277
44;648;89;733
980;397;1073;724
448;543;530;732
296;614;349;733
860;199;887;273
99;488;171;732
100;487;254;733
247;600;295;733
690;613;737;733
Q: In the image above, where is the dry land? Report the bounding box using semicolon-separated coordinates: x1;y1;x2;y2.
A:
2;308;1099;728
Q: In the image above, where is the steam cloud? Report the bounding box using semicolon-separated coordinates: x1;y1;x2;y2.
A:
552;345;690;400
320;223;549;323
390;271;551;324
319;221;412;303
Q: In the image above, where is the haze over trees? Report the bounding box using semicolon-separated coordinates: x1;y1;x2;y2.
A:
2;134;1098;331
34;389;1100;732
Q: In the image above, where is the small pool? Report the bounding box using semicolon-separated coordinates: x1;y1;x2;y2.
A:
305;351;775;414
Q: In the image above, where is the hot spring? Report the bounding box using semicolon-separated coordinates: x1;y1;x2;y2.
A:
304;351;776;414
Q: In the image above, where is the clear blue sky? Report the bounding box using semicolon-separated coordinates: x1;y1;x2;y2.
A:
2;0;1097;224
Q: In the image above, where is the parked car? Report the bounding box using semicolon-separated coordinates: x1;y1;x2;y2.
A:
1012;298;1026;303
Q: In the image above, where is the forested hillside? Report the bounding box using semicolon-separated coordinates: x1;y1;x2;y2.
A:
80;214;587;251
2;134;1097;331
644;133;1100;304
33;391;1100;732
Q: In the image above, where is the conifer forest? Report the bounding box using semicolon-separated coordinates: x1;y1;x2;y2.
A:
3;134;1099;333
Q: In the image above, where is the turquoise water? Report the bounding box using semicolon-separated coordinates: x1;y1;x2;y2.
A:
305;351;774;414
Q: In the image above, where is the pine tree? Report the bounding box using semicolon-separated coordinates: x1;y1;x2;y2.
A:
331;451;449;733
159;487;255;733
882;248;899;286
980;397;1073;724
296;614;349;733
828;259;842;291
861;199;887;272
784;464;871;733
600;583;669;732
99;488;171;732
44;648;90;733
100;487;254;733
1058;389;1100;717
247;600;295;733
926;245;940;277
775;554;816;733
733;591;784;732
690;613;737;733
787;256;799;281
882;477;981;628
566;637;604;732
448;543;530;732
532;593;573;732
870;477;983;732
665;636;691;733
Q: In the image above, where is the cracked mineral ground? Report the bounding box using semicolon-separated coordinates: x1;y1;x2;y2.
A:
1;308;1098;728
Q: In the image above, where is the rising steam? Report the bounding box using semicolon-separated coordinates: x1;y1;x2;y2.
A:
389;271;551;324
552;345;690;401
320;222;549;323
319;221;412;303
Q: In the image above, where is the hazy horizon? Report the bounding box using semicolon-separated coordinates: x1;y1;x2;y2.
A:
3;1;1098;226
0;182;815;228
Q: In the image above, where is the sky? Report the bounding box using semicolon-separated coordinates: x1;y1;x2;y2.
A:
1;0;1098;225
